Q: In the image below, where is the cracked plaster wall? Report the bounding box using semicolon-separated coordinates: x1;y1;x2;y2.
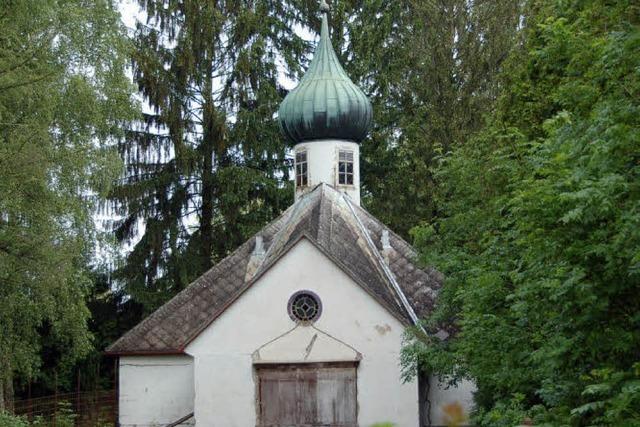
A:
186;237;418;426
118;355;195;426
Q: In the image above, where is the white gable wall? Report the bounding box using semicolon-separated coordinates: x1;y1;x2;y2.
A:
186;237;419;427
118;355;194;426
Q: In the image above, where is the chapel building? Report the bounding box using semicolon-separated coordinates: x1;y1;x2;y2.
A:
107;2;475;426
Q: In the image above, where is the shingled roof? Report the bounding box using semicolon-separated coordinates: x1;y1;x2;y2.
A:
106;184;443;355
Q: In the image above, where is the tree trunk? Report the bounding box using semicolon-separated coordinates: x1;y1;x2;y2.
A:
1;369;14;413
6;376;13;413
199;62;217;272
0;374;4;412
200;130;214;271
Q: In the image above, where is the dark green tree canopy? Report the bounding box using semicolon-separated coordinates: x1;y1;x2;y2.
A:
335;0;525;237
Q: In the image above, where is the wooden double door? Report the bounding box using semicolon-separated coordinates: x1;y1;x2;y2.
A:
255;362;358;427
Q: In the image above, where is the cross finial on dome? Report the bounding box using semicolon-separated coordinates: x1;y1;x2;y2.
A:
320;0;330;14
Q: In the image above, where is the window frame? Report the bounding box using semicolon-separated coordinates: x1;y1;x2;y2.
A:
287;290;323;323
295;150;308;187
337;150;354;186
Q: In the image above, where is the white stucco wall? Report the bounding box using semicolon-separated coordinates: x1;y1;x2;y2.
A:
186;238;418;427
294;139;361;205
119;355;194;427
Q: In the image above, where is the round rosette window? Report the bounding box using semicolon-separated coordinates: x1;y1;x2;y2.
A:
288;290;322;323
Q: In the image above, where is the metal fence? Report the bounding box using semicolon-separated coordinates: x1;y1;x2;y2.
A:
10;389;116;426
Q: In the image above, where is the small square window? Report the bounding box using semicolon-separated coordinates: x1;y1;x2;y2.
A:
295;151;308;187
338;150;354;185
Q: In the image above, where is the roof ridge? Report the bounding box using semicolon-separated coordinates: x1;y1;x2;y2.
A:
348;201;418;256
341;194;423;328
328;194;402;306
107;184;441;355
252;186;322;279
316;184;333;248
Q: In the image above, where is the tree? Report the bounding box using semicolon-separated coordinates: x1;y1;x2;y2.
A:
330;0;524;237
111;0;526;315
110;0;311;313
0;0;134;406
403;0;640;425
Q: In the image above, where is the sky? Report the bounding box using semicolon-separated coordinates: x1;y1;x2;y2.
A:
119;0;143;32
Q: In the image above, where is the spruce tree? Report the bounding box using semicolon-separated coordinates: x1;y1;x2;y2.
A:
112;0;525;313
111;1;309;312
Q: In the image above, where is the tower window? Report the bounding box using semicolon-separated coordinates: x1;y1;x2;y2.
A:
295;151;308;187
338;150;354;185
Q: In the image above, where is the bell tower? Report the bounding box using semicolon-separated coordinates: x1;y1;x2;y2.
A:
278;0;372;205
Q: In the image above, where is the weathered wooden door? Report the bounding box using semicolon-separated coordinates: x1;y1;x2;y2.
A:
256;362;357;427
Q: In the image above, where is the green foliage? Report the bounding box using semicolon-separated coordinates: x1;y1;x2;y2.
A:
0;402;76;427
0;412;29;427
474;394;541;427
571;363;640;426
0;0;135;398
110;0;306;313
335;0;525;237
403;0;640;425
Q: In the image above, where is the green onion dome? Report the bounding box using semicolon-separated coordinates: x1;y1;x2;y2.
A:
278;2;373;144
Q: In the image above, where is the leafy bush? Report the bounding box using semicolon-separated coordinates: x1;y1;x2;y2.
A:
571;363;640;426
0;401;76;427
403;0;640;425
0;412;29;427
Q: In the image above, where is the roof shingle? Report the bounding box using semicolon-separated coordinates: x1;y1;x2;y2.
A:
106;184;442;355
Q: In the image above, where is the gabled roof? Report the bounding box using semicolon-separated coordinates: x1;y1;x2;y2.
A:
106;184;443;355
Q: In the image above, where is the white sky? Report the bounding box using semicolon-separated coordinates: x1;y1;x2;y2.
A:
119;0;142;31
